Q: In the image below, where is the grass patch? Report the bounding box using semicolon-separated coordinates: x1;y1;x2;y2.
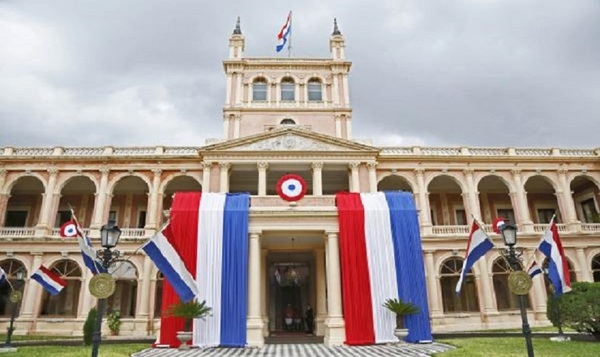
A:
5;343;148;357
436;337;600;356
0;334;78;341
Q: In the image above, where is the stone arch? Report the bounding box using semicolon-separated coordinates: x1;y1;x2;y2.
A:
162;175;203;215
0;258;28;317
524;174;562;223
568;173;600;190
249;75;270;85
55;173;98;194
477;174;515;224
425;173;466;193
3;173;46;194
159;172;202;195
438;256;480;313
522;172;559;192
569;174;600;223
427;174;466;226
377;174;414;192
39;258;82;317
107;172;151;195
3;175;46;228
474;173;514;193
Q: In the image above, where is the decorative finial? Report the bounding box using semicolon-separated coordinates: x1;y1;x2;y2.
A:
332;18;341;35
233;16;242;35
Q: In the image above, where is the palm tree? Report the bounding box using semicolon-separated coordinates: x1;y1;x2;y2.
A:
166;299;212;332
383;298;419;329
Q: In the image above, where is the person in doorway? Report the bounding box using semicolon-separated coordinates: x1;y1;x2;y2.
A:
304;303;314;335
284;304;294;331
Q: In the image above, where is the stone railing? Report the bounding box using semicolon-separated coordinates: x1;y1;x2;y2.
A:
1;146;199;158
120;228;147;238
241;101;334;109
0;227;35;237
580;223;600;232
50;228;91;237
532;223;568;233
431;225;471;235
381;146;599;158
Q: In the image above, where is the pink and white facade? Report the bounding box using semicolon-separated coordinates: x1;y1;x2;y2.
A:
0;21;599;346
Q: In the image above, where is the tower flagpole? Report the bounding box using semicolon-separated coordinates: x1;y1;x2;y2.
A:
288;11;292;58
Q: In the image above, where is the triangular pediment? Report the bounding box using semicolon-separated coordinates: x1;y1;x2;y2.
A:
200;127;378;153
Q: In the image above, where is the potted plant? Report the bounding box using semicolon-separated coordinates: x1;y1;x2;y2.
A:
107;310;121;336
166;299;212;350
383;298;419;342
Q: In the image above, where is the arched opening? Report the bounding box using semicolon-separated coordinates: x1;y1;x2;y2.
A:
154;272;164;319
111;176;149;229
107;261;138;318
478;175;514;224
252;78;267;101
491;258;530;310
57;176;97;229
377;175;413;192
162;176;202;224
39;259;81;317
592;254;600;282
4;176;45;228
428;175;464;226
570;175;600;223
524;176;561;224
280;77;295;101
280;118;296;125
307;78;322;101
440;258;479;312
0;259;27;317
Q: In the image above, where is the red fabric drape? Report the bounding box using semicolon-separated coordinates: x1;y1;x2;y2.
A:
157;192;201;347
336;192;375;345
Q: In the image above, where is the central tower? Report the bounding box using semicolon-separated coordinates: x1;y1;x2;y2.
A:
222;18;353;141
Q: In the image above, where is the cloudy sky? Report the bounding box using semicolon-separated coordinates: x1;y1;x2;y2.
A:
1;0;599;149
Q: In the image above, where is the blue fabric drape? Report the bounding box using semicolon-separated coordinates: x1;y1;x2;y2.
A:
219;193;249;347
385;191;433;342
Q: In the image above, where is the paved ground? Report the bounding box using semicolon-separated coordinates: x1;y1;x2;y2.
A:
132;342;454;357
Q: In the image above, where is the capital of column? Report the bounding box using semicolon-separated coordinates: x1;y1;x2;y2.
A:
219;162;232;170
325;231;339;239
257;162;269;170
100;167;110;175
151;168;162;175
249;232;261;240
511;169;521;176
463;168;474;176
0;168;6;175
47;168;58;175
202;162;212;170
366;161;378;169
557;168;569;175
414;168;425;176
348;162;360;170
311;162;324;170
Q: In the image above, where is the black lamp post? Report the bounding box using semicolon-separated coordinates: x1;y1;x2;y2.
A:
4;270;24;348
90;221;121;357
500;223;535;357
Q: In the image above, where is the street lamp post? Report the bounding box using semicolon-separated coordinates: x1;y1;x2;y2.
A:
90;221;121;357
4;270;24;348
499;223;535;357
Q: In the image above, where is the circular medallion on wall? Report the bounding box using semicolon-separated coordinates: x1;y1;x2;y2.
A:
276;174;307;202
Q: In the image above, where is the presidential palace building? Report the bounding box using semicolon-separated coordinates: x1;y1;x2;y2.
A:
1;20;599;347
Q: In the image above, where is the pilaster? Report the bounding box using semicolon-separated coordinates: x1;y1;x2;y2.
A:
315;248;327;336
324;232;345;346
247;232;264;347
349;162;360;193
219;162;231;193
311;162;323;196
367;162;377;193
257;162;268;196
202;162;212;193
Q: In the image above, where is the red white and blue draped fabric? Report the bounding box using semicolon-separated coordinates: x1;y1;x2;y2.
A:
157;192;249;348
336;191;432;345
537;217;571;296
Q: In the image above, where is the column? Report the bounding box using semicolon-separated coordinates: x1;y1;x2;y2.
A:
476;256;496;314
511;169;533;232
576;248;592;281
349;162;360;193
557;169;579;229
0;168;6;193
415;169;432;235
202;162;211;193
0;193;10;227
324;232;345;346
261;249;269;337
247;232;264;347
424;251;440;315
463;169;482;220
92;168;110;229
524;251;547;320
315;248;327;336
311;162;323;196
79;269;95;319
257;162;268;196
367;162;377;193
21;253;43;319
219;162;231;193
145;168;161;231
138;256;153;319
36;168;58;236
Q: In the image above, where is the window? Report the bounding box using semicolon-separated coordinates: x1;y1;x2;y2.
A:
537;209;558;224
55;210;71;227
580;198;599;223
252;78;267;101
154;272;164;318
280;118;296;125
497;209;516;225
0;259;26;317
40;260;81;317
455;209;467;225
492;258;529;310
592;254;600;282
137;211;147;229
307;79;322;101
107;261;138;318
280;78;295;101
440;258;480;313
4;211;27;227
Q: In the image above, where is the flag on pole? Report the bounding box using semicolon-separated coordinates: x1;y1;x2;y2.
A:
456;220;494;293
276;11;292;52
537;217;571;296
527;258;543;278
31;266;67;295
142;223;198;302
0;266;7;284
64;210;106;274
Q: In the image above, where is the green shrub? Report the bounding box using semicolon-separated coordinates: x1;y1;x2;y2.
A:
383;298;419;329
547;282;600;340
83;308;97;345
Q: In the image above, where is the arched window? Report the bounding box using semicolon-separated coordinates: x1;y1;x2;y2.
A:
307;78;322;101
107;261;138;318
40;260;81;317
280;118;296;125
280;77;295;101
154;272;164;318
440;258;480;313
593;254;600;282
252;78;267;101
0;259;27;317
492;258;530;310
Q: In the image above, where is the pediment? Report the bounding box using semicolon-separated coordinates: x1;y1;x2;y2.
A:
201;127;378;153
